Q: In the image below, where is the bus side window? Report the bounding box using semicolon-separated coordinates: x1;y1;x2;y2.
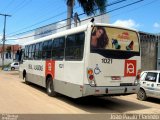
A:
35;43;39;60
24;46;29;60
46;40;52;59
52;37;65;60
65;32;85;61
38;42;43;59
42;40;52;59
42;41;48;59
31;44;35;59
76;32;85;59
28;45;32;60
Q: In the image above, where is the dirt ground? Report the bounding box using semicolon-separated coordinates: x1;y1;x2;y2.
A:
0;70;160;114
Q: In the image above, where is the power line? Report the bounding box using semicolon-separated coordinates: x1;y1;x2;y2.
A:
7;5;80;36
0;0;16;13
7;0;141;40
10;0;30;14
12;0;61;16
7;0;128;37
111;0;158;19
8;0;143;41
7;10;69;36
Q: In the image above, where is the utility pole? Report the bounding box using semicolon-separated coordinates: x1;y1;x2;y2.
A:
0;13;11;68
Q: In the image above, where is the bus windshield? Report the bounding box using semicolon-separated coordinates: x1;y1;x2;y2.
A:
90;26;140;59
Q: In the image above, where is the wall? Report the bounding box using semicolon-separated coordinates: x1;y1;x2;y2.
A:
140;32;159;71
141;39;157;70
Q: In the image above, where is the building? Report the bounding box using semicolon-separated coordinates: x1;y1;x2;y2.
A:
18;14;109;45
0;44;21;66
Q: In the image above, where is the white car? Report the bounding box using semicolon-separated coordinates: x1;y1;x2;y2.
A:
10;62;19;70
137;70;160;100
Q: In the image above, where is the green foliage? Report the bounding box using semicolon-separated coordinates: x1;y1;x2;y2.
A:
67;0;107;15
77;0;107;15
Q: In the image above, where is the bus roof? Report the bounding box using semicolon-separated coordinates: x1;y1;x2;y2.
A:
23;22;138;46
23;24;88;45
94;23;138;32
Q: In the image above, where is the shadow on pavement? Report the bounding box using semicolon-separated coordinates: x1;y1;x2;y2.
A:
58;95;150;113
146;97;160;104
3;70;19;76
22;81;46;94
21;81;150;113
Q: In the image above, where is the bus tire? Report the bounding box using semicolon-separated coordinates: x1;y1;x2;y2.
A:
23;71;29;84
137;88;147;101
46;77;57;97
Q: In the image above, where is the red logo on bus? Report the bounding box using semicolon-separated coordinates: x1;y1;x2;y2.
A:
45;60;55;79
124;60;136;76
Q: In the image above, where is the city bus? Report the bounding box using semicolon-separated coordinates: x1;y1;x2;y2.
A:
19;22;141;98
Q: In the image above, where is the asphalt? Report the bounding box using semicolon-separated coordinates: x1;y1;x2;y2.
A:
0;71;160;114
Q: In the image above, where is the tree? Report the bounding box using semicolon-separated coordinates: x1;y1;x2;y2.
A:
66;0;107;29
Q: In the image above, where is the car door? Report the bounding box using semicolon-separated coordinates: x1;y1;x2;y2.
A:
14;62;19;69
154;73;160;99
143;72;158;98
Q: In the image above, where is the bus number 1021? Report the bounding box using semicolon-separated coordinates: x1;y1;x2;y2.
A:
102;58;112;64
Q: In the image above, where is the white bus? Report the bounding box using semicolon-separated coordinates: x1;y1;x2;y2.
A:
19;23;141;98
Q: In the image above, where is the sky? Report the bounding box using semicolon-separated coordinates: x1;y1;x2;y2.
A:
0;0;160;44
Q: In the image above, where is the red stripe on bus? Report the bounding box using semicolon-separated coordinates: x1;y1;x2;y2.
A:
45;60;55;79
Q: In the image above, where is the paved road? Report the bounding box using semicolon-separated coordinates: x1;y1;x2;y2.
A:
0;71;160;114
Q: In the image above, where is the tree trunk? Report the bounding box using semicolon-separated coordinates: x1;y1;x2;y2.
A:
66;4;73;29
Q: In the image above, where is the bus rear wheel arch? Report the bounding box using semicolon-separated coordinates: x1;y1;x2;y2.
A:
23;70;29;84
46;76;57;97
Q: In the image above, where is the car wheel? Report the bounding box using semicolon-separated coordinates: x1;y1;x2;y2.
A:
46;77;57;97
137;88;147;101
11;67;15;71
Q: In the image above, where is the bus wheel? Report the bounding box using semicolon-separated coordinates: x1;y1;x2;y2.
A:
46;77;57;97
137;88;147;101
23;72;29;84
